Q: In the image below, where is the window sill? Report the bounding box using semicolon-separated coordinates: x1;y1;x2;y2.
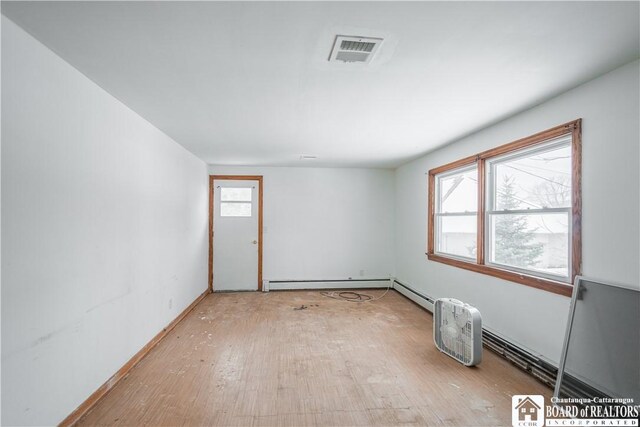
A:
426;253;573;297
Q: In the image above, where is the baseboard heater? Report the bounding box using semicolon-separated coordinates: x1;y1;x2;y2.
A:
493;339;608;402
392;279;557;389
483;334;610;403
266;278;392;291
392;279;436;311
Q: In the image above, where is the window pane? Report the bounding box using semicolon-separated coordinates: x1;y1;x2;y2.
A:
437;215;477;259
438;168;477;213
489;212;568;278
221;187;252;202
220;202;252;217
492;142;571;210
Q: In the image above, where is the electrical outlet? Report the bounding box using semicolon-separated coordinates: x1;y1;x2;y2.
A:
169;298;173;309
359;270;364;277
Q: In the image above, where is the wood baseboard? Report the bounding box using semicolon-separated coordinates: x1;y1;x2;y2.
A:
59;289;210;427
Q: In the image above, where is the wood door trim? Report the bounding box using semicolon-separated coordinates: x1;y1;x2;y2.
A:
209;175;264;292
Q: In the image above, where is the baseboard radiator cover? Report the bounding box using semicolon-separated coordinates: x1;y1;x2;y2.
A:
392;279;558;389
392;279;435;312
267;278;393;291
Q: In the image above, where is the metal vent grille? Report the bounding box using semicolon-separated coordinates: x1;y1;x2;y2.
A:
335;51;370;63
340;40;376;52
329;35;383;64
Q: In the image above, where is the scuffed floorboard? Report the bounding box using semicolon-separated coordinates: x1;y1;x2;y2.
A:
77;290;550;426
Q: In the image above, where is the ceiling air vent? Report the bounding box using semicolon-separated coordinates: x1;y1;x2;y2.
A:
329;35;383;63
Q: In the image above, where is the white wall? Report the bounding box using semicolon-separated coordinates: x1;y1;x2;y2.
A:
395;60;639;364
208;166;395;283
1;17;209;426
0;13;4;427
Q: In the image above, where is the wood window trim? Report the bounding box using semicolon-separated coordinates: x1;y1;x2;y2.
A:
209;175;264;292
427;119;582;297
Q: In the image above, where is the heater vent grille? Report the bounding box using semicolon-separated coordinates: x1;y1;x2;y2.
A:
329;35;383;64
340;40;376;52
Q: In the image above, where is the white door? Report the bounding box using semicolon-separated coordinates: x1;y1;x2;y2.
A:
213;179;259;291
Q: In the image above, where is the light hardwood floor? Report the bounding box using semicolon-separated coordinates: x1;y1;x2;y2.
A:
77;290;550;426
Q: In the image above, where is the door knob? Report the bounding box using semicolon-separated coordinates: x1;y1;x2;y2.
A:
252;240;258;244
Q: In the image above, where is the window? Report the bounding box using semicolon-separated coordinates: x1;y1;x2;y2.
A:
487;137;571;281
434;165;478;260
427;120;581;296
220;187;252;217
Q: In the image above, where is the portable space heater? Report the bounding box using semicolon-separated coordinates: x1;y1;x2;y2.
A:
434;298;482;366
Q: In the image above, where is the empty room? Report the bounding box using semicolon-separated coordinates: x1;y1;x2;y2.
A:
1;1;639;426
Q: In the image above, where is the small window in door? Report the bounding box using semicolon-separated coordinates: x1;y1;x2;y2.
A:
220;187;252;217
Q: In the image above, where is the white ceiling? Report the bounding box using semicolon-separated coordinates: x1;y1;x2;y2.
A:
3;1;639;168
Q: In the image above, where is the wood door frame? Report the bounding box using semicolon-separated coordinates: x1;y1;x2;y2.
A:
209;175;264;292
